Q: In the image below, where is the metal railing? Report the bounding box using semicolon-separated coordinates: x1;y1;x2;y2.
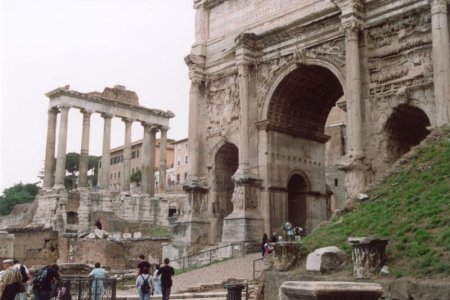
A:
54;276;116;300
171;240;259;271
252;256;266;281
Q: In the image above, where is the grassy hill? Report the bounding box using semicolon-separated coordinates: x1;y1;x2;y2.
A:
301;126;450;278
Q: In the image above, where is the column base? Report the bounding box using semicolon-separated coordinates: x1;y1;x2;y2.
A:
222;214;264;243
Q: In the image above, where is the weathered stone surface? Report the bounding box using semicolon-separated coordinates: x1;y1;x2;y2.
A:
306;246;347;273
280;281;383;300
348;237;389;279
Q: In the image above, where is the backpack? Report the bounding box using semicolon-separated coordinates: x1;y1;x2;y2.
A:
19;265;29;283
140;275;151;294
33;268;48;288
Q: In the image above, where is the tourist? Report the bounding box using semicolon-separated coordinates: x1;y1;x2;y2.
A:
152;264;161;295
0;259;22;300
32;264;60;300
270;232;278;243
263;237;273;266
13;259;31;300
136;266;153;300
137;255;151;276
261;233;269;257
88;262;107;300
157;258;174;300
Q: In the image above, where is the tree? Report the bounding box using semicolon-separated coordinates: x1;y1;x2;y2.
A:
0;183;40;215
130;169;142;186
64;152;99;190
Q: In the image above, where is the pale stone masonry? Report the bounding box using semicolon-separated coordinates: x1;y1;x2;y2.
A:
176;0;450;249
32;85;175;231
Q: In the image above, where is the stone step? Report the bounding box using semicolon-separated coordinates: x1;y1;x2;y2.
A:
116;291;249;300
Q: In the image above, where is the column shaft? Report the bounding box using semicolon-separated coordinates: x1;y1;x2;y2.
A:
99;114;112;189
237;63;250;171
187;81;202;179
430;0;450;125
141;124;151;194
148;126;158;197
78;110;91;188
122;119;133;192
43;109;58;188
159;127;168;194
345;26;363;154
54;106;70;187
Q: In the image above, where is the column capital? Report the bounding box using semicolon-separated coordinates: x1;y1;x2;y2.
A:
341;20;363;41
141;122;159;132
158;125;169;133
48;107;59;114
429;0;448;14
121;117;134;124
101;113;114;119
80;109;93;116
237;63;251;77
57;105;70;112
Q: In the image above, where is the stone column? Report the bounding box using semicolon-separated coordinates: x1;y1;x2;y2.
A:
122;118;133;192
222;48;263;243
344;23;363;155
187;79;202;181
159;126;168;194
54;106;70;188
78;109;92;188
141;123;151;195
43;108;58;188
430;0;450;125
148;125;158;197
98;113;113;189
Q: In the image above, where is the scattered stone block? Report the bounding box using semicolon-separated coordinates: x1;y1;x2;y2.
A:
133;232;142;238
123;233;132;239
348;236;389;279
306;246;347;273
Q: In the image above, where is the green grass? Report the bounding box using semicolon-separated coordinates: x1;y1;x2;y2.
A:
144;225;172;237
301;128;450;277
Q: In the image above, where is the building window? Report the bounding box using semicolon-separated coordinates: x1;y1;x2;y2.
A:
132;151;136;159
185;156;188;164
176;174;180;183
334;178;338;187
137;150;140;158
118;172;120;178
177;160;180;166
184;172;187;179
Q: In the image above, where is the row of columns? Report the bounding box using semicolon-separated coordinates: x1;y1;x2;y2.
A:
43;106;168;197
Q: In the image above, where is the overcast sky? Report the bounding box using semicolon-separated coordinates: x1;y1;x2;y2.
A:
0;0;195;191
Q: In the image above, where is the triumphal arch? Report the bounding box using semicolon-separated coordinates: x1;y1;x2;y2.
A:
177;0;450;246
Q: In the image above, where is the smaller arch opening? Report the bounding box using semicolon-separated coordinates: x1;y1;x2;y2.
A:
95;220;103;230
287;174;308;229
385;104;430;163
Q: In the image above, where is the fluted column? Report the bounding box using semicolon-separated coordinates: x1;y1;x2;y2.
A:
54;106;70;188
159;126;168;194
78;110;92;188
122;118;133;192
43;108;58;188
187;80;202;181
430;0;450;125
344;23;363;154
98;113;113;189
237;63;251;173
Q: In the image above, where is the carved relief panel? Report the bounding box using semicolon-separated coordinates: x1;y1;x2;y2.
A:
206;74;240;136
367;13;433;96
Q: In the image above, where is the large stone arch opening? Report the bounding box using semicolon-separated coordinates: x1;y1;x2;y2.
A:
213;142;239;241
264;63;344;233
384;104;430;164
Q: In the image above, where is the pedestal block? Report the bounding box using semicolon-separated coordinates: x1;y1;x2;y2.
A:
280;281;383;300
348;237;389;279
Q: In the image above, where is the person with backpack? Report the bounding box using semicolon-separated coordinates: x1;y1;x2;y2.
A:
32;264;60;300
88;262;107;300
0;259;22;300
13;259;31;300
136;266;153;300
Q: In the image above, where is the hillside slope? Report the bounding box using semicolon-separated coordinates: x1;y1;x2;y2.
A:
302;126;450;277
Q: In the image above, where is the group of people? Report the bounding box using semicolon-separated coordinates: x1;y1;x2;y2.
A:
0;259;60;300
136;255;174;300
